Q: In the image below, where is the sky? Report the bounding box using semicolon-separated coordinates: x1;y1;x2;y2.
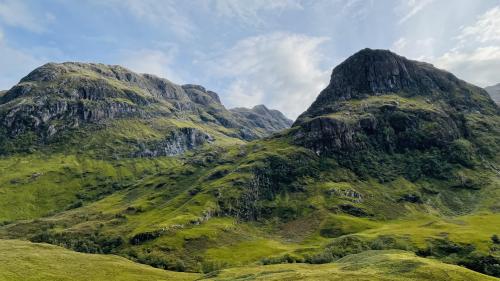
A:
1;0;499;119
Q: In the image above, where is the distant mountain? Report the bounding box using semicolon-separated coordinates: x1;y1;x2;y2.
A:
230;104;293;134
0;62;291;155
485;83;500;104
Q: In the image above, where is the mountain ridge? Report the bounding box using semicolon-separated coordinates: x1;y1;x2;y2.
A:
0;62;292;155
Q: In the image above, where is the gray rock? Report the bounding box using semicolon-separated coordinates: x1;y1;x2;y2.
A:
133;127;213;157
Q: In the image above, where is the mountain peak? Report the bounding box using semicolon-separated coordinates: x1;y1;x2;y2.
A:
315;48;441;101
296;49;496;124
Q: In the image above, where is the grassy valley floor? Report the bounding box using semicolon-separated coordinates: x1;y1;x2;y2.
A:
1;239;497;281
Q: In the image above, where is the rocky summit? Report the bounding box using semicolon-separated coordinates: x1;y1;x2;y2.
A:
0;50;499;280
296;48;496;124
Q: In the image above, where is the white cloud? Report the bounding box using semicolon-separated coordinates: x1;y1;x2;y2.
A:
0;0;51;33
432;5;500;87
457;6;500;43
207;32;330;119
210;0;302;25
97;0;195;38
435;46;500;87
396;0;435;24
391;37;435;61
119;48;183;84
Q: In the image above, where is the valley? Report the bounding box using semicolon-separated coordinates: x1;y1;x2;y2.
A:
0;49;499;280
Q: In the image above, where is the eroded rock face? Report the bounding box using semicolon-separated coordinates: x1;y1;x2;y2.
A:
2;89;142;138
292;106;462;156
133;127;213;157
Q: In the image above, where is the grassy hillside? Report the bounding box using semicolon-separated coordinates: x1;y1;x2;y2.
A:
0;239;198;281
202;250;498;281
1;240;496;281
1;138;498;276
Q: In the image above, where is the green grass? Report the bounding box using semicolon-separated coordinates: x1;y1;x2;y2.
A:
200;250;498;281
1;137;498;274
359;212;500;251
0;239;199;281
0;114;498;276
0;153;181;222
2;239;496;281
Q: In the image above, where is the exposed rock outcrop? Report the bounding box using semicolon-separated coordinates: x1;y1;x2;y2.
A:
133;127;213;157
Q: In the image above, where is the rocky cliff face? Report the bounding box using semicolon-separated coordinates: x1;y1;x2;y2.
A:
485;83;500;104
0;63;187;139
132;127;214;157
0;62;292;155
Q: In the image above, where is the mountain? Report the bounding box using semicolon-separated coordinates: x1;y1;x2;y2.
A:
298;49;495;121
0;62;291;156
485;83;500;104
291;48;498;181
0;51;499;279
230;104;293;133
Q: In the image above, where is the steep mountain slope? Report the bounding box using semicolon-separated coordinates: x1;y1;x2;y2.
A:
486;83;500;104
297;48;496;122
0;50;499;279
0;62;291;228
